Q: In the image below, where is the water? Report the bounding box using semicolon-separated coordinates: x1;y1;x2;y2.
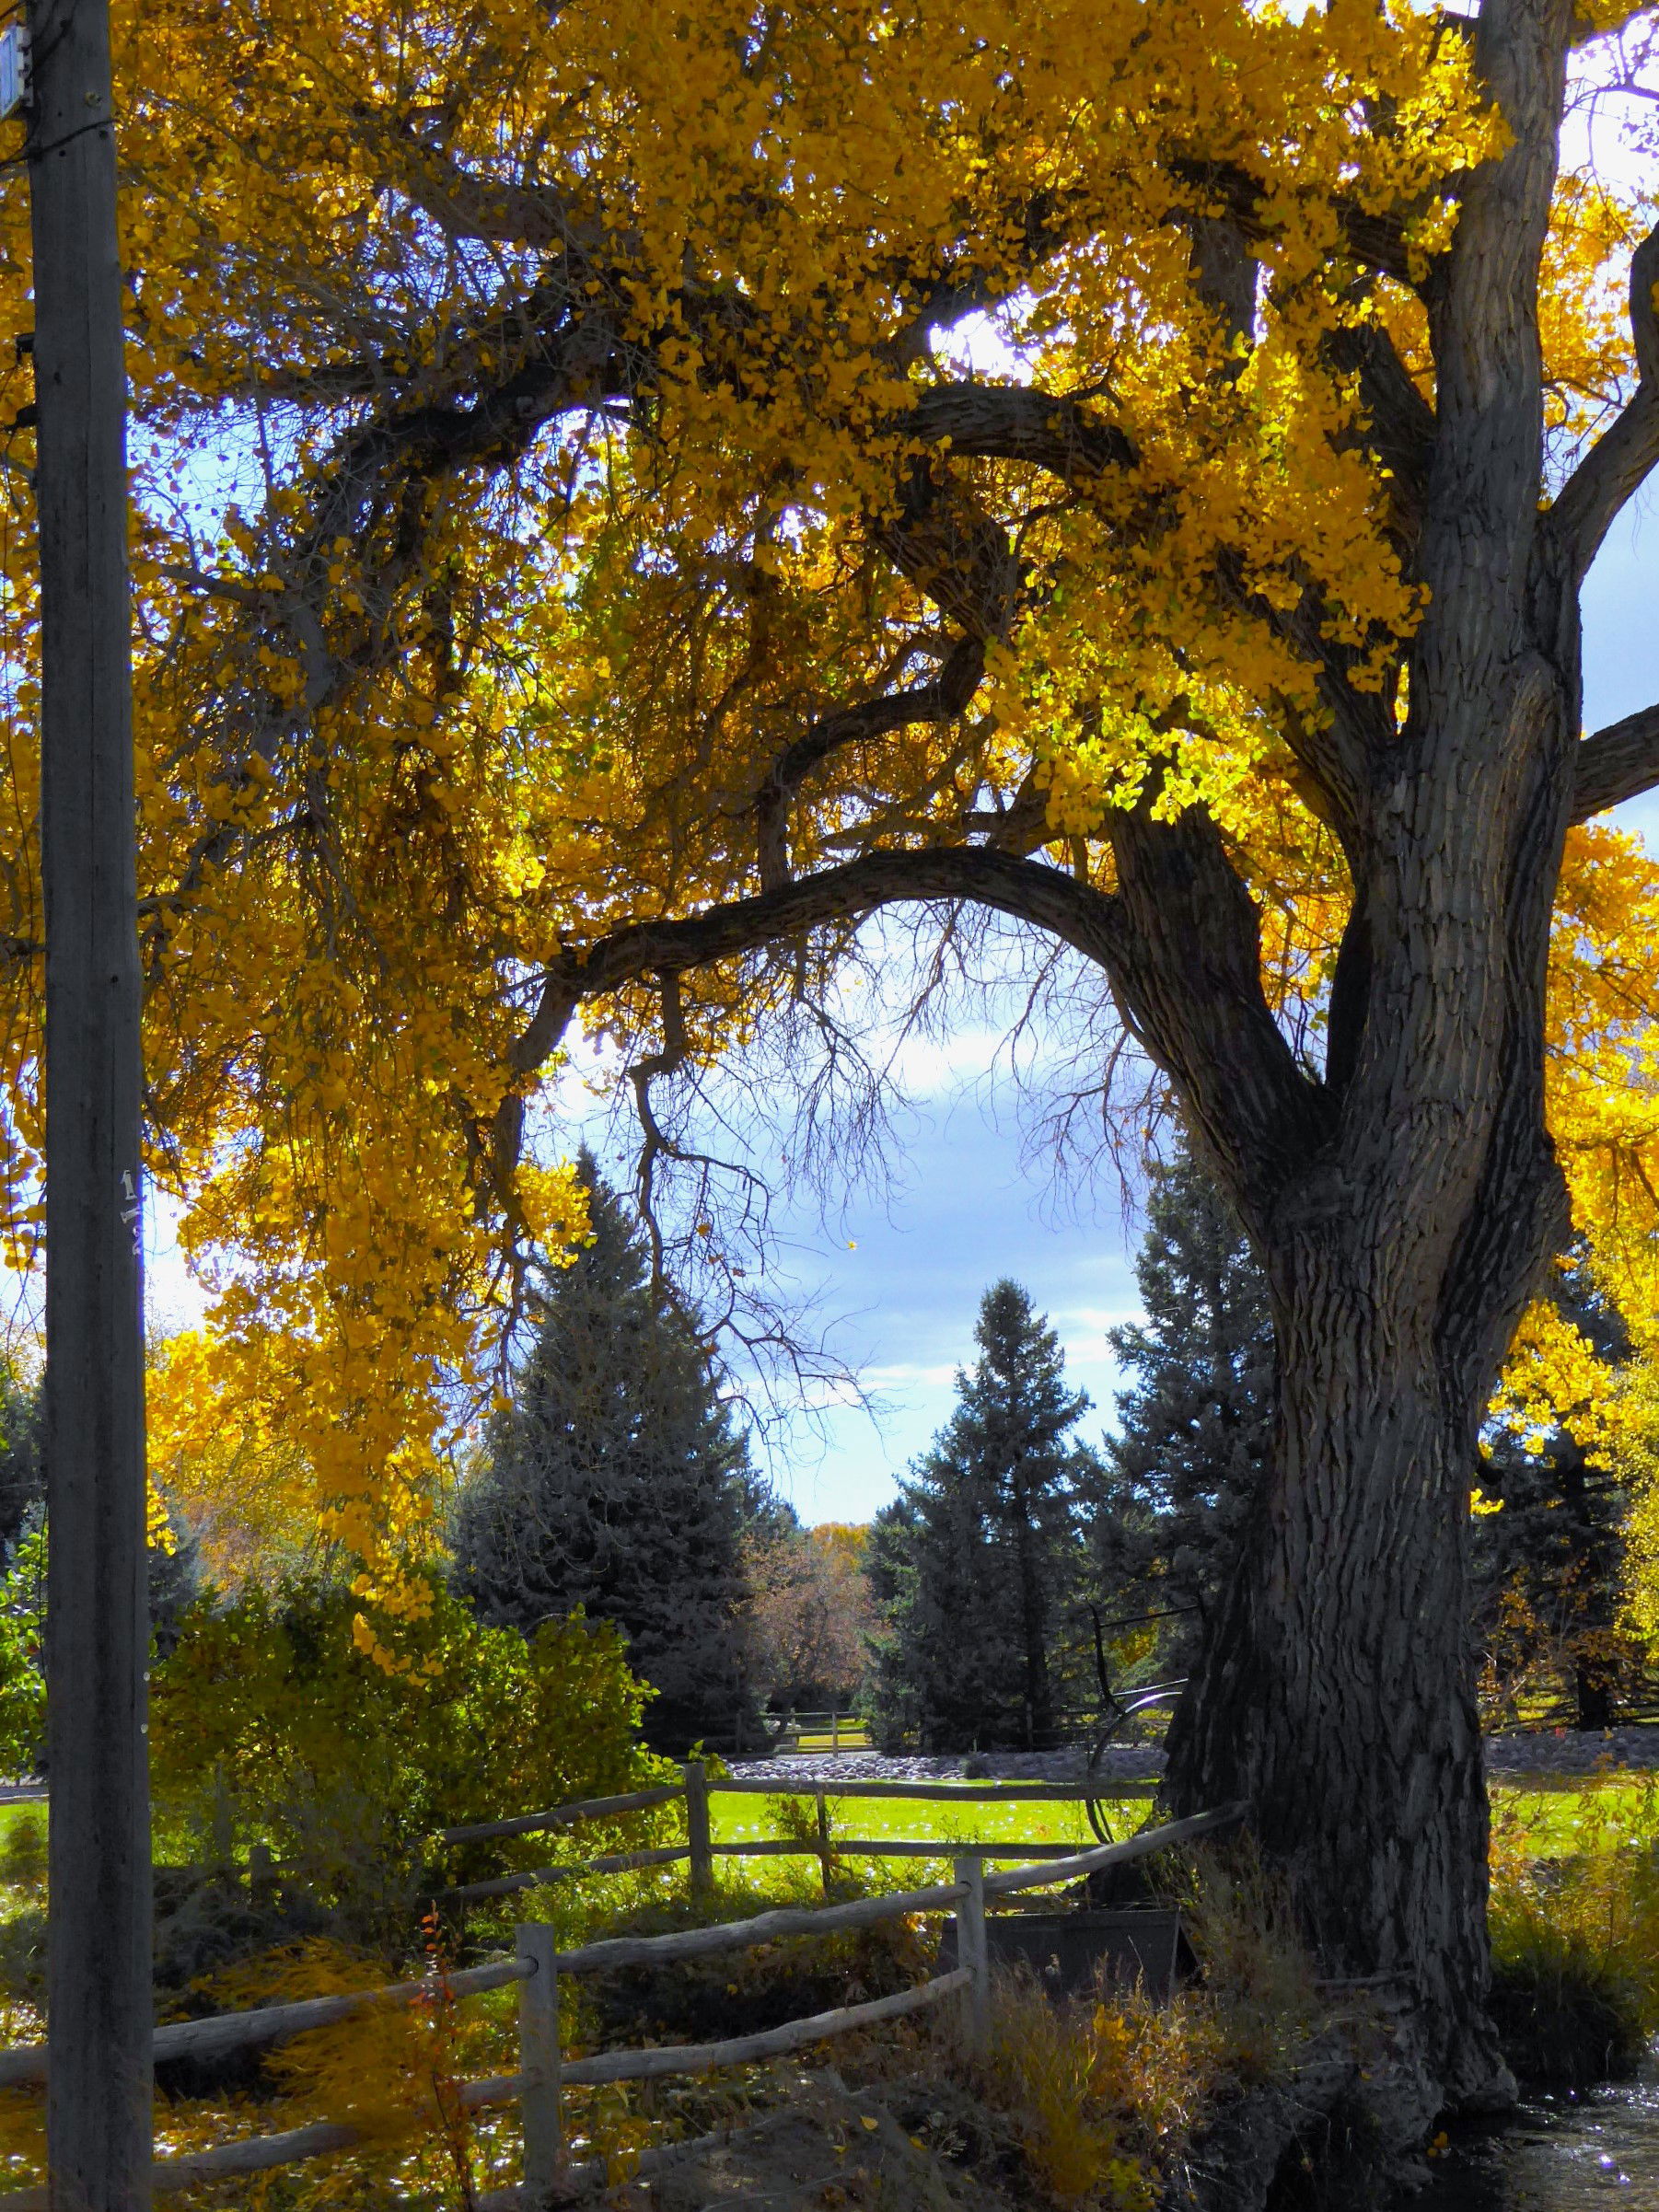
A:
1421;2076;1659;2208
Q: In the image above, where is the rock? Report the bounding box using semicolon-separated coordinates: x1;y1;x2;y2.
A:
576;2074;1016;2212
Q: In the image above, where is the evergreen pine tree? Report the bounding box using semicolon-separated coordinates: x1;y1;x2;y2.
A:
866;1280;1095;1752
450;1152;759;1753
1094;1145;1275;1662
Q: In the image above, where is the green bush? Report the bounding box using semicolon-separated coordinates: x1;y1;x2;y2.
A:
150;1569;673;1948
0;1523;45;1778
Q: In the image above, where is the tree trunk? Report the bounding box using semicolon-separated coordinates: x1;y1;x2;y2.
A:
1009;1470;1054;1752
1162;0;1582;2096
1574;1667;1614;1735
1165;1172;1563;2114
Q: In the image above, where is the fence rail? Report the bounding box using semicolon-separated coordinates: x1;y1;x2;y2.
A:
713;1777;1155;1802
0;1955;532;2090
439;1781;685;1848
0;1760;1246;2206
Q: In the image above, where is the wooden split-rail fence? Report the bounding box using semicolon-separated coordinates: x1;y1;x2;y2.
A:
0;1770;1245;2209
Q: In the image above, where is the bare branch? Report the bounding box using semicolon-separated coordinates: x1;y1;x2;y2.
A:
1548;218;1659;577
753;635;985;889
1572;701;1659;821
508;831;1327;1233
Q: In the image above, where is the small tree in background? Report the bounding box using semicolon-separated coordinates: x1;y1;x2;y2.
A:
867;1280;1095;1751
451;1153;759;1752
1093;1147;1275;1672
1476;1259;1642;1732
743;1519;876;1714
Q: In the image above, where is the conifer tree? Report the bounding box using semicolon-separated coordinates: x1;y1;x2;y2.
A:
867;1280;1095;1751
450;1154;759;1752
1095;1149;1275;1664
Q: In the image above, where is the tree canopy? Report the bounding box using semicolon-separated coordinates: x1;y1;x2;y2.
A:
0;0;1645;1582
0;0;1657;2102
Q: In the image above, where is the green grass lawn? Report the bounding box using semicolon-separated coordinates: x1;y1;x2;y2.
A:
709;1776;1659;1872
0;1773;1651;1890
1490;1774;1659;1855
708;1784;1154;1880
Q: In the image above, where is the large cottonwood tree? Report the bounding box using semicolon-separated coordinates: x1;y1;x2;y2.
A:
2;0;1658;2111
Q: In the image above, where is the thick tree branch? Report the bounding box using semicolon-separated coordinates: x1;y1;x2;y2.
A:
902;385;1138;481
871;463;1018;642
382;134;597;254
1326;320;1437;550
508;828;1328;1228
1547;218;1659;578
513;850;1128;1080
1171;155;1432;290
1571;701;1659;821
1103;791;1334;1222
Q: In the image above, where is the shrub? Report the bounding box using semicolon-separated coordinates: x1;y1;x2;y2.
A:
975;1974;1157;2209
150;1568;673;1948
0;1527;45;1779
922;1850;1321;2210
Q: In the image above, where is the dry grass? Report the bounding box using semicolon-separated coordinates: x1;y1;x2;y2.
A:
875;1842;1326;2211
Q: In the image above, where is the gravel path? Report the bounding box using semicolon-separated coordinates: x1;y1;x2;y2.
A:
726;1727;1659;1789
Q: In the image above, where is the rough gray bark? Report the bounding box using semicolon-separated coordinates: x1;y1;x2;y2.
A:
29;0;153;2199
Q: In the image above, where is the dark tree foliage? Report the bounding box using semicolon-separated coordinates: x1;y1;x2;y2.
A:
0;1361;41;1558
1091;1147;1275;1672
0;1355;200;1678
1474;1258;1637;1732
450;1153;760;1753
866;1280;1096;1752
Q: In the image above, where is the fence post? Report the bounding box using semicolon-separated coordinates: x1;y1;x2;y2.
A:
953;1855;989;2059
682;1760;713;1899
516;1922;563;2206
830;1708;839;1753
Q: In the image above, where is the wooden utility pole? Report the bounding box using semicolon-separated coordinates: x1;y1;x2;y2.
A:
28;0;153;2203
